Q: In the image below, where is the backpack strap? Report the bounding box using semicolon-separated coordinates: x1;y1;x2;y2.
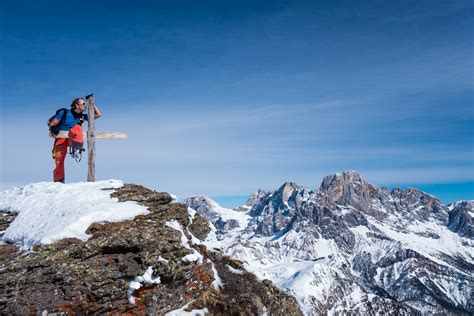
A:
57;108;68;126
49;108;69;136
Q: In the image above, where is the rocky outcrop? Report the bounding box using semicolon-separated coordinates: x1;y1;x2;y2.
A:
0;211;16;238
0;184;301;315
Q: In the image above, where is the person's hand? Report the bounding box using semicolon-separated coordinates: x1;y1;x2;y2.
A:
86;95;95;103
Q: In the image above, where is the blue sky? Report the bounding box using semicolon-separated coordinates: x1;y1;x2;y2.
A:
1;0;473;206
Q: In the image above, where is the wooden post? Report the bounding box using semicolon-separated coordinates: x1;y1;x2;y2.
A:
87;98;96;182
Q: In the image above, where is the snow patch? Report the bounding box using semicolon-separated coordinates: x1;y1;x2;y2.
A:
226;264;244;275
165;220;189;248
165;220;203;265
187;207;197;222
211;262;223;290
169;193;180;204
127;266;161;305
0;180;149;249
182;253;201;264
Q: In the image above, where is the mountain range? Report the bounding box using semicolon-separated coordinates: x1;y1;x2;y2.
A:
185;171;473;315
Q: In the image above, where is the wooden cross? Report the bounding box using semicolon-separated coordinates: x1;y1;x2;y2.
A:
52;98;127;182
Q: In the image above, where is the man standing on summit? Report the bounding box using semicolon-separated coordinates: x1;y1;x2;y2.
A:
48;96;102;183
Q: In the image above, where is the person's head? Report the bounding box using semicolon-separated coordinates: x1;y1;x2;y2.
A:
71;98;87;113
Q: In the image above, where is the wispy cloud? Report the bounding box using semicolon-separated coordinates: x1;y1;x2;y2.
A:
123;99;351;136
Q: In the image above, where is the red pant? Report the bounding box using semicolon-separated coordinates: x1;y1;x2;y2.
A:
52;125;84;182
52;138;69;182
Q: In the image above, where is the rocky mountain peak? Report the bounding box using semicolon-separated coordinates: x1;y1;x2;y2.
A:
318;170;374;193
246;182;313;236
276;181;300;205
317;170;381;211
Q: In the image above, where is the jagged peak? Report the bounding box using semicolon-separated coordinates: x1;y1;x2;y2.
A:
277;181;299;190
318;170;378;194
245;189;268;207
314;171;389;213
275;181;310;205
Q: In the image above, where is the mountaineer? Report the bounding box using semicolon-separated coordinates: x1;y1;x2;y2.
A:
48;96;102;183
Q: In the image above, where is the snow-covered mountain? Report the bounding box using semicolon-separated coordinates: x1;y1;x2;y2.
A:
185;171;474;315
